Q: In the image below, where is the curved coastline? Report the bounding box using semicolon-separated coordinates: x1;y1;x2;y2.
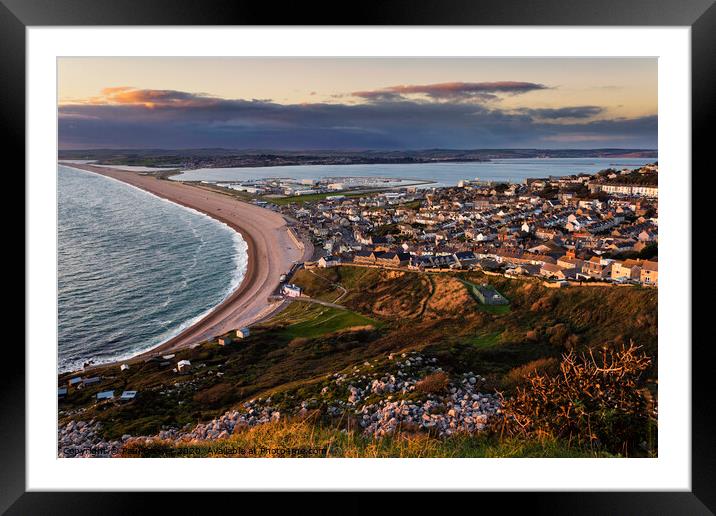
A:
61;162;311;368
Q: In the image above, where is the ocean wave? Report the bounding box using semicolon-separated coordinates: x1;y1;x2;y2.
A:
58;165;249;373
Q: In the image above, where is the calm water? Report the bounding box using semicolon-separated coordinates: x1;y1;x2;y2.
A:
58;165;248;373
171;157;656;186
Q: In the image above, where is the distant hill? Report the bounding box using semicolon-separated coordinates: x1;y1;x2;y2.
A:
58;147;658;169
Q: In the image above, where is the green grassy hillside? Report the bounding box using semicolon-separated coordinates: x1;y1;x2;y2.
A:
59;266;657;455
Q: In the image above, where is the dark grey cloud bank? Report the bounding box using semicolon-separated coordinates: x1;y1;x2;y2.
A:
58;85;657;150
352;81;548;102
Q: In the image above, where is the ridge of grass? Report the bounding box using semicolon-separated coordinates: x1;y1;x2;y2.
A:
121;418;614;458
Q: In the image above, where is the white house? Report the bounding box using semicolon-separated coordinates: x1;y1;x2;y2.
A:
282;284;303;298
177;360;192;373
318;255;340;268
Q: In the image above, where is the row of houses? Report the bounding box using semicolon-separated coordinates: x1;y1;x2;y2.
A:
540;256;658;285
354;250;411;267
589;183;658;198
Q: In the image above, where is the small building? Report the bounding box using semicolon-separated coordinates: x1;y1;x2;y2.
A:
120;363;130;372
218;335;234;346
282;283;303;298
472;285;510;305
318;255;340;268
375;251;410;267
611;259;642;282
58;387;67;399
68;377;82;388
640;260;658;286
353;250;375;264
162;354;175;360
541;262;567;280
82;377;101;387
177;360;192;373
120;390;137;401
236;327;250;339
96;390;114;401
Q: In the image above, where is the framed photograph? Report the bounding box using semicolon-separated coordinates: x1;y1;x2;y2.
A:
8;0;712;511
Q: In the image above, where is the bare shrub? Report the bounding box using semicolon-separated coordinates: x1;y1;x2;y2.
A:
501;358;559;391
498;343;654;455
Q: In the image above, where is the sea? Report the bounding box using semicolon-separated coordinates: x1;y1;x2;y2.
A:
57;165;248;373
170;157;656;187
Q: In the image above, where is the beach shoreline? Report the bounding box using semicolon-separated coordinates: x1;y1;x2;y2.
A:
60;162;312;369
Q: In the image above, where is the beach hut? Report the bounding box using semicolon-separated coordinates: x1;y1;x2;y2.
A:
68;377;82;389
236;327;250;339
120;390;137;401
177;360;192;373
218;336;233;346
82;377;101;387
58;387;67;399
96;390;115;401
120;363;130;372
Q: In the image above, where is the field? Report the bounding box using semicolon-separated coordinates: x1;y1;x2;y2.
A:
59;266;657;455
265;190;384;206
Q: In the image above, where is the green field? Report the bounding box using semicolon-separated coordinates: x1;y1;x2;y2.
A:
276;305;379;339
468;331;504;349
264;190;376;206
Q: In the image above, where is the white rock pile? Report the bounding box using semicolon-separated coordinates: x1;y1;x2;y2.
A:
58;351;501;453
323;352;501;438
57;419;123;458
358;374;500;438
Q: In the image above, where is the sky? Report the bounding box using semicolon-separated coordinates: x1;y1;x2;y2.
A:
58;57;657;150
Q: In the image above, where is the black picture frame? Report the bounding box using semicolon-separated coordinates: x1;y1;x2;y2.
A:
5;0;711;512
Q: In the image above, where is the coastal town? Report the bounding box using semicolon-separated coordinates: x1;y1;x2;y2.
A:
45;51;670;466
57;159;659;458
254;162;659;288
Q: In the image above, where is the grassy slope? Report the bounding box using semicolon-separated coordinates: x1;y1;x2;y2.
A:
60;266;657;454
121;418;613;458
